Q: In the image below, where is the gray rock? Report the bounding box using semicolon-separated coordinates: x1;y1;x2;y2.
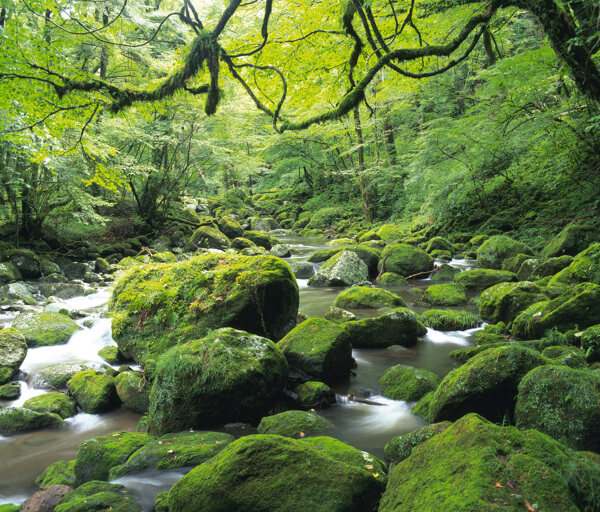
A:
270;244;292;258
290;261;316;279
308;251;369;287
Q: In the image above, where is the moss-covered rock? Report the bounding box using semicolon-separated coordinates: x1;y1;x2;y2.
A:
307;247;343;263
62;262;88;280
345;245;381;278
422;309;480;331
377;272;409;286
425;237;455;254
423;283;467;306
0;328;27;384
541;222;599;259
114;371;150;414
0;381;21;399
476;235;533;270
379;413;600;512
166;434;386;512
109;431;234;479
97;345;123;365
384;421;451;464
512;283;600;339
344;307;426;348
257;410;334;438
67;370;120;414
378;243;434;277
295;381;336;408
308;251;369;287
333;286;405;309
37;282;86;299
501;253;534;274
243;230;280;250
109;253;298;367
454;268;518;290
32;362;102;389
54;481;142;512
149;328;288;435
35;460;76;488
74;431;150;484
549;242;600;286
289;261;315;279
94;257;112;275
479;281;547;324
0;407;65;435
11;311;80;347
270;244;291;258
230;237;256;250
184;225;230;251
411;391;435;421
516;365;600;451
430;264;461;282
542;345;587;368
530;255;574;280
218;216;244;239
380;365;440;401
5;249;41;279
429;344;552;423
277;318;352;384
0;262;21;285
581;324;600;362
23;392;77;419
323;306;357;324
516;258;540;281
252;217;280;231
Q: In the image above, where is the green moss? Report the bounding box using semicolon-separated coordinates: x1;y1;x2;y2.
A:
581;324;600;362
323;306;357;324
184;225;230;251
384;421;451;464
149;328;288;435
74;431;150;484
109;253;298;367
343;307;427;348
549;243;600;285
422;309;480;331
429;344;553;423
0;381;21;400
377;272;409;286
431;264;461;282
541;222;598;259
5;248;41;279
380;364;440;401
0;407;65;435
109;431;234;479
35;459;77;487
277;318;352;385
114;371;150;414
333;286;406;309
450;343;510;362
32;362;99;389
0;327;27;384
218;216;244;239
425;237;455;254
97;345;124;365
11;312;80;347
476;235;533;270
67;370;120;414
502;253;534;273
379;413;600;511
295;381;336;408
243;230;281;250
516;365;600;451
542;345;587;368
377;223;405;240
530;255;574;280
479;281;547;324
411;391;435;421
378;243;434;276
167;434;386;512
0;262;20;284
23;392;77;419
54;480;142;512
308;250;369;287
257;410;334;438
424;283;467;306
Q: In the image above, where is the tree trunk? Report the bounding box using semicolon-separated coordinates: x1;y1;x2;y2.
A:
353;106;377;220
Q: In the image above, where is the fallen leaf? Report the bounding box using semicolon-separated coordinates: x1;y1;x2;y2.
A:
495;482;502;488
365;465;374;470
299;432;305;438
525;501;535;511
372;473;379;478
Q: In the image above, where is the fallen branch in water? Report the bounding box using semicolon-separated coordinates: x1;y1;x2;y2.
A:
405;266;440;280
346;393;386;406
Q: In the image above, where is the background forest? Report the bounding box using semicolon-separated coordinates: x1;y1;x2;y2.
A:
0;0;599;248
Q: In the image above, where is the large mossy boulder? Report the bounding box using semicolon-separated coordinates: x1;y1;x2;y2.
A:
384;421;451;464
74;431;150;484
4;249;41;279
0;381;21;400
295;381;336;408
455;268;518;290
217;216;244;239
346;245;382;278
243;230;280;250
257;410;334;438
380;365;440;401
344;307;426;348
109;431;234;479
476;235;533;270
36;460;77;488
0;407;65;435
581;324;600;362
515;365;600;452
541;222;598;259
0;282;36;302
277;318;352;385
67;370;120;414
479;281;546;324
184;225;230;251
0;328;27;384
308;247;343;263
166;435;386;512
114;371;150;413
11;311;81;347
379;413;600;512
333;286;405;309
32;362;102;390
54;481;141;512
148;328;288;435
530;255;574;280
23;392;77;419
430;264;460;282
512;283;600;340
378;243;434;277
423;283;467;306
425;237;455;254
308;251;368;287
0;262;21;285
109;253;298;368
549;243;600;285
422;309;480;331
429;344;552;423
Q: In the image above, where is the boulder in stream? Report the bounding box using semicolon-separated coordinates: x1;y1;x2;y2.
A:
23;392;77;419
295;381;336;408
422;309;480;331
4;249;41;279
423;283;467;306
257;410;334;438
378;243;434;277
20;484;73;512
0;282;36;303
114;370;150;414
0;407;65;435
35;460;77;488
454;268;517;290
0;327;27;384
67;370;120;414
479;281;546;324
0;262;21;285
380;364;440;402
54;481;142;512
12;311;80;347
333;286;406;309
184;225;230;251
308;251;369;287
384;421;452;464
476;235;533;269
217;216;244;239
32;362;104;390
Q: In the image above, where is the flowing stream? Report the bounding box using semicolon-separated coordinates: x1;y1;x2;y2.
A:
0;236;480;509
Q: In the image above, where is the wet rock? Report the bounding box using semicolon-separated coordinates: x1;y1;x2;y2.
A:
97;345;124;365
0;407;65;435
252;217;280;231
32;362;103;389
35;460;77;488
94;257;112;274
0;381;21;400
384;421;451;464
422;309;480;331
67;370;120;413
479;281;546;324
184;225;230;251
378;243;434;277
476;235;533;269
278;318;352;385
4;249;41;279
270;244;291;258
62;262;88;281
114;371;150;414
54;481;141;512
0;262;21;285
12;311;80;347
23;392;77;419
423;283;467;306
289;261;315;279
455;269;518;291
380;365;440;401
148;328;288;435
0;282;36;303
20;484;72;512
333;286;405;309
257;410;334;438
308;251;369;287
324;306;357;324
295;381;336;408
0;328;27;384
37;283;87;299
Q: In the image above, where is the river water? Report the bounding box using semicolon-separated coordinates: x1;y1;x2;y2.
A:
0;236;479;508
